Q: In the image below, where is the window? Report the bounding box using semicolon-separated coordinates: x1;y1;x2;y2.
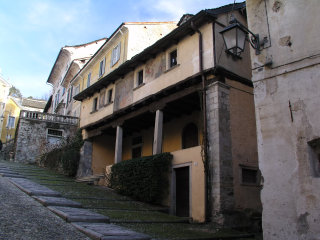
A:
62;87;66;96
74;84;80;96
56;90;60;104
111;43;121;66
47;129;63;137
99;90;105;108
99;58;106;77
47;128;63;145
137;70;144;86
107;89;113;104
92;97;98;112
66;88;70;105
87;73;91;88
132;136;143;158
7;116;15;129
169;49;177;68
308;138;320;177
68;86;73;103
240;166;259;185
182;123;198;149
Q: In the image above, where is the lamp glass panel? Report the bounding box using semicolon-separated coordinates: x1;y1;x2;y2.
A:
236;27;247;54
223;27;237;51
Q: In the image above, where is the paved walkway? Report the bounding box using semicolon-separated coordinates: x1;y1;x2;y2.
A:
0;177;90;240
0;163;151;240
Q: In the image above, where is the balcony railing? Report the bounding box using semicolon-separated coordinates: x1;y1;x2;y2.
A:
19;110;78;125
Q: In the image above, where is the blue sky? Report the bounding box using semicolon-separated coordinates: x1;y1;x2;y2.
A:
0;0;235;99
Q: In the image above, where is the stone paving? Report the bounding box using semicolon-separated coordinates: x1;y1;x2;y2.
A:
0;176;90;240
0;163;151;240
33;196;83;207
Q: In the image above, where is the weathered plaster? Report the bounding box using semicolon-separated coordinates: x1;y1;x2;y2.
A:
247;0;320;239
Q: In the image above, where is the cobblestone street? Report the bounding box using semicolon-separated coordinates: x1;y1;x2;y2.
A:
0;177;90;240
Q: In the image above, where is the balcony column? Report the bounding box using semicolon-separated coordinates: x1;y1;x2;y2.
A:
114;125;123;163
153;109;163;155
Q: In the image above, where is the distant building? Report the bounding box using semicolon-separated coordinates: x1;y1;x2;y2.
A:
0;97;21;143
21;98;47;112
0;76;12;139
45;38;107;115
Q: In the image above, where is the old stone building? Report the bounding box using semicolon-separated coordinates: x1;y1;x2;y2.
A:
74;3;261;225
246;0;320;239
14;111;78;163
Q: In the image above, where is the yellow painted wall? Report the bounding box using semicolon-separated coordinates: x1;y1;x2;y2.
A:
171;146;205;222
80;84;115;128
1;98;21;143
226;78;261;211
92;134;115;174
80;22;214;129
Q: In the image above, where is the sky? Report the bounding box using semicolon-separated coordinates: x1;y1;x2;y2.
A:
0;0;235;99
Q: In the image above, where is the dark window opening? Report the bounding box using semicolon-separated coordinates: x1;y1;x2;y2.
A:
107;89;113;104
132;136;143;158
170;50;177;68
308;138;320;177
182;123;198;149
242;168;258;184
47;129;63;137
92;97;98;112
137;70;143;86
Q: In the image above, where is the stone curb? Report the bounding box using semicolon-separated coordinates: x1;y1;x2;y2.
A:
33;196;83;208
71;222;151;240
48;206;110;223
9;177;62;197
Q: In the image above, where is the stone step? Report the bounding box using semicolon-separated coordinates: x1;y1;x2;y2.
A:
48;206;110;223
0;173;26;178
9;178;61;197
33;196;83;208
71;222;151;240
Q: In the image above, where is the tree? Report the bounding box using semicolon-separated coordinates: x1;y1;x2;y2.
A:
9;86;22;98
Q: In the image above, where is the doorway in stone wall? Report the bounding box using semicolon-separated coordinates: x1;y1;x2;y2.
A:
175;166;190;217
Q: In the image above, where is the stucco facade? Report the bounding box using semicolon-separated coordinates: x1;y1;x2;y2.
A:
0;97;21;143
70;22;177;119
246;0;320;239
75;3;260;224
46;38;106;116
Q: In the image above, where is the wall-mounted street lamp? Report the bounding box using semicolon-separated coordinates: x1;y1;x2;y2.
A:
220;15;265;59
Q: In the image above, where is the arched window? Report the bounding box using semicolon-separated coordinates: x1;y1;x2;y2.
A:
182;123;198;149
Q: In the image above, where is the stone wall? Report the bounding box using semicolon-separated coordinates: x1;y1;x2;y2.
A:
14;111;78;163
206;81;235;225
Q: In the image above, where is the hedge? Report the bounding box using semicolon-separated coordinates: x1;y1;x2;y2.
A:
110;152;172;204
39;129;83;177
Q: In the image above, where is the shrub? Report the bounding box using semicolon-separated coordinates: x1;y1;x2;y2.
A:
39;129;83;177
110;153;172;204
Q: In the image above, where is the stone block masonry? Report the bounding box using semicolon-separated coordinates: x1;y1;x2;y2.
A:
14;110;79;163
206;81;234;225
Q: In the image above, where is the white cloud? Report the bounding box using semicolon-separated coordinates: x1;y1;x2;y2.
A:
136;0;235;21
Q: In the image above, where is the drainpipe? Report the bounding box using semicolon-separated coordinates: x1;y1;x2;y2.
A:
191;21;210;223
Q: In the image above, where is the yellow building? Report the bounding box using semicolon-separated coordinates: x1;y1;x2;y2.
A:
70;22;177;118
0;76;12;138
74;3;260;225
0;97;21;143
